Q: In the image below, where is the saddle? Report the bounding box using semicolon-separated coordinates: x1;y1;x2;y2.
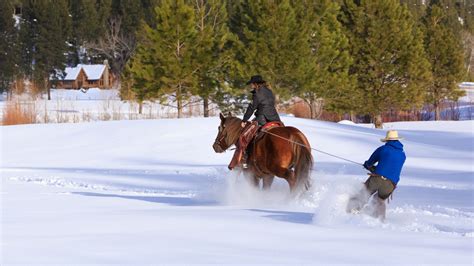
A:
228;120;284;170
255;121;285;142
242;121;285;147
260;121;285;132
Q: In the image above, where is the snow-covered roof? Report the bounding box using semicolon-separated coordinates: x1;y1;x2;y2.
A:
81;64;106;80
63;66;83;80
459;82;474;88
62;64;106;81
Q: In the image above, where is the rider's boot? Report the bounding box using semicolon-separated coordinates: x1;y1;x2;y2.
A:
242;151;248;169
228;146;243;170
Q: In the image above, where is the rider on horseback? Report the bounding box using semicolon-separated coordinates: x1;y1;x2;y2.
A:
228;75;282;170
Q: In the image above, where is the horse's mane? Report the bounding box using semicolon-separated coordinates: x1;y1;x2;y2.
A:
224;116;243;144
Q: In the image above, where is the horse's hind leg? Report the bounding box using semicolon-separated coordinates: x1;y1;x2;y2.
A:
284;169;297;192
262;175;274;190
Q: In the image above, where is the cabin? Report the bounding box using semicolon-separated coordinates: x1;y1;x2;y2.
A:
55;62;113;90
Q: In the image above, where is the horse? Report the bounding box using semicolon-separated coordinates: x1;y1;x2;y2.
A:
212;113;313;193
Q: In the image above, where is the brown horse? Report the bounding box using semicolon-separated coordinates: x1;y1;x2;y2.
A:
212;113;313;193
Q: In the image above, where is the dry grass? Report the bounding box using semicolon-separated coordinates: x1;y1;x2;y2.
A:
1;96;212;125
288;101;311;118
2;101;38;126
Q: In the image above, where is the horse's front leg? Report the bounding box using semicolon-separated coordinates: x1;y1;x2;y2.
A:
262;175;274;190
243;169;260;188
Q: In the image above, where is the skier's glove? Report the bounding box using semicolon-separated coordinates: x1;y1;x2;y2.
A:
363;162;376;173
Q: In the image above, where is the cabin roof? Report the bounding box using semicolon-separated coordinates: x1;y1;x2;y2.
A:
82;64;106;80
63;64;106;80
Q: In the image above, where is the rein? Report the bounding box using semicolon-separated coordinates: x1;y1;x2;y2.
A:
215;118;243;151
262;130;363;167
215;132;227;150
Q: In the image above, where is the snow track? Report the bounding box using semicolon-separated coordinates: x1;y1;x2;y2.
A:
5;164;472;240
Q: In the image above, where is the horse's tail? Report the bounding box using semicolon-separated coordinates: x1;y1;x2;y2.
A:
291;131;313;191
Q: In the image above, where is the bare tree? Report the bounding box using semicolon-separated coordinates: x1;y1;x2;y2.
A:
463;31;474;77
86;17;137;88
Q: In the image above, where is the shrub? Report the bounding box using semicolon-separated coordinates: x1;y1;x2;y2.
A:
2;101;37;125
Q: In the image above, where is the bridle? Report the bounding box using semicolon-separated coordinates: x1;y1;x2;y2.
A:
214;124;229;151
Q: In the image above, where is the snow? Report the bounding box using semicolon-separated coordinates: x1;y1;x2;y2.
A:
1;117;473;264
50;88;119;100
338;119;355;125
460;82;474;87
459;82;474;103
0;89;206;122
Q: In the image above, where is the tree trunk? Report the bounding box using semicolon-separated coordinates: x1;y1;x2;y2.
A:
138;101;143;114
350;111;356;122
7;87;12;101
434;102;441;121
177;83;182;118
374;113;383;128
308;98;319;119
203;97;209;117
46;79;51;100
308;99;315;119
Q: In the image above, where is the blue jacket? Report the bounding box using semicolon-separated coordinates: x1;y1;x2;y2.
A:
364;140;406;185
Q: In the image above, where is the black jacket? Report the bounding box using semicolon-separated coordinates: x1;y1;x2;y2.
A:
243;86;281;126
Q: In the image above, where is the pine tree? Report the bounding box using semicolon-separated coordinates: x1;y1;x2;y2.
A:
18;0;36;81
399;0;427;20
0;0;18;94
340;0;431;128
69;0;112;65
423;2;466;120
123;50;157;114
19;0;72;99
221;0;253;113
69;0;102;44
96;0;145;76
192;0;235;117
455;1;474;80
130;0;198;118
296;0;354;119
232;0;311;98
111;0;143;33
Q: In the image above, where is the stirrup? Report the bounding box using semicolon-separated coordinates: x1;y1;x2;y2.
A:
242;163;248;169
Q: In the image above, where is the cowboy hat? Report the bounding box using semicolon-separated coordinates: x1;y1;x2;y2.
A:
246;75;266;85
380;130;403;142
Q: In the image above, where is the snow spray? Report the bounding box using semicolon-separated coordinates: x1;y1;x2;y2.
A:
217;169;293;207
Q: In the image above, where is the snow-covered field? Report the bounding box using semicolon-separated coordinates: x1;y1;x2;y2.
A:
1;117;473;264
0;89;211;123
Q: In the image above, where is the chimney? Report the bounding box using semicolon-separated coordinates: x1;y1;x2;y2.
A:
103;60;110;88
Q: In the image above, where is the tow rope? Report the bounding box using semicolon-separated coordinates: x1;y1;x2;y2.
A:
263;130;364;167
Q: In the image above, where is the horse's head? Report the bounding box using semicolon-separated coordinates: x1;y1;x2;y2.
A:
212;112;242;153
